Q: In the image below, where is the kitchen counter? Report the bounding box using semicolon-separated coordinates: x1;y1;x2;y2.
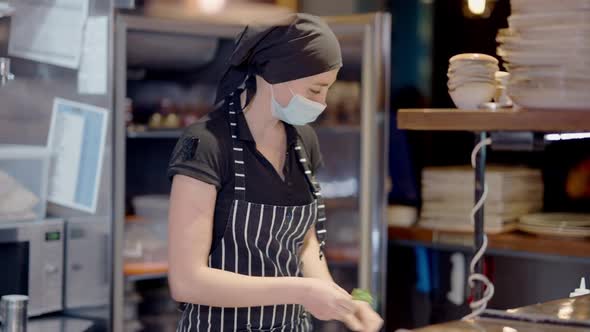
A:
405;295;590;331
24;315;101;332
409;317;588;332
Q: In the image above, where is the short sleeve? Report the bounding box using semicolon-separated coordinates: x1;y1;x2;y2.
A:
296;125;324;173
167;123;225;190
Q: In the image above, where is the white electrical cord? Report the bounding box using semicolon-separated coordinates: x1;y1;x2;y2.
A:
463;137;494;321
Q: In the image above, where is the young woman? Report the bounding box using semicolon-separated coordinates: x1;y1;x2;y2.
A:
167;13;383;332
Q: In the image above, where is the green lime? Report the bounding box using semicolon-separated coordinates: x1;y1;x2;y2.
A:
352;288;374;307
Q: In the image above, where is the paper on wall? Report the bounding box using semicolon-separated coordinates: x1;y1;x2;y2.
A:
47;98;109;213
78;16;108;95
8;0;89;69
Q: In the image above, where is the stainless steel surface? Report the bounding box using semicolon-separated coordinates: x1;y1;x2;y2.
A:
112;15;245;332
127;30;219;69
119;14;243;38
113;15;127;332
0;1;115;330
64;218;110;310
0;219;64;317
326;13;390;314
409;317;589;332
1;295;28;332
505;294;590;323
0;57;14;85
27;316;94;332
114;0;135;9
409;296;590;331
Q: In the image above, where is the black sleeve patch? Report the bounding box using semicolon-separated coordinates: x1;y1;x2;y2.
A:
181;136;200;161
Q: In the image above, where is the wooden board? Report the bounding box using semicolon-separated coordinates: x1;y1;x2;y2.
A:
397;108;590;132
411;317;588;332
389;226;590;259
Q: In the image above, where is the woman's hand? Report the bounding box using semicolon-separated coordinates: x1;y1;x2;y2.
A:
345;300;384;332
300;278;359;322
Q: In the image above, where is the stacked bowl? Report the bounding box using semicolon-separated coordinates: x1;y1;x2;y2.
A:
497;0;590;109
448;53;499;110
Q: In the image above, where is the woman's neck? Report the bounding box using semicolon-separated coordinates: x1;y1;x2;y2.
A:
242;83;282;143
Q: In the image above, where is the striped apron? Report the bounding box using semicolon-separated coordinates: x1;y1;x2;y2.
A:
177;91;328;332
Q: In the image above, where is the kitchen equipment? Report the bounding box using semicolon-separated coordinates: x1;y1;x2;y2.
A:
570;278;590;298
447;53;498;110
449;83;497;110
0;145;50;222
63;217;110;310
494;71;512;107
0;57;14;86
0;295;27;332
131;195;169;242
0;219;64;317
132;195;169;223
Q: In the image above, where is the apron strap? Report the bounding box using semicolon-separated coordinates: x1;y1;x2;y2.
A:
294;138;328;260
227;90;247;202
225;88;328;259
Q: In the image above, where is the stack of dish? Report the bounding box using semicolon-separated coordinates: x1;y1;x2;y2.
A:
420;166;543;234
518;213;590;238
497;0;590;109
447;53;499;110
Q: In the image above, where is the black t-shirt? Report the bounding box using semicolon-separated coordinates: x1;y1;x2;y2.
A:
167;109;324;252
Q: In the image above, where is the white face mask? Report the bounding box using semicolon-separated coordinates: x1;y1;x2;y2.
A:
270;85;326;126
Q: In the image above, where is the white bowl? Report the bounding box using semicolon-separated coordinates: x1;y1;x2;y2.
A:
495;71;510;86
450;53;499;65
449;61;499;70
447;77;496;90
447;70;496;79
448;66;498;77
449;82;497;110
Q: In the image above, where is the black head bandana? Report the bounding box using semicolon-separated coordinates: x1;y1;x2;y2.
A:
215;13;342;104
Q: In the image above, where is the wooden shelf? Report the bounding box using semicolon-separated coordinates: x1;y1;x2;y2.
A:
123;247;358;280
388;226;590;259
124;261;168;279
397;108;590;132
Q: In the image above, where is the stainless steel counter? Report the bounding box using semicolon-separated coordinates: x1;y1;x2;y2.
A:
404;295;590;332
507;294;590;322
27;316;96;332
410;317;589;332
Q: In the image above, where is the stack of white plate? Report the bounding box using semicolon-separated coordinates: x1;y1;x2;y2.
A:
447;53;499;110
518;213;590;237
497;0;590;109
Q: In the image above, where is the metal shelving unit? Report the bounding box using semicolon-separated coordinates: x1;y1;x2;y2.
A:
113;10;391;331
397;107;590;303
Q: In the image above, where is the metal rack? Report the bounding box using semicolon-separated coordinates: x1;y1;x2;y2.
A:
114;10;391;331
